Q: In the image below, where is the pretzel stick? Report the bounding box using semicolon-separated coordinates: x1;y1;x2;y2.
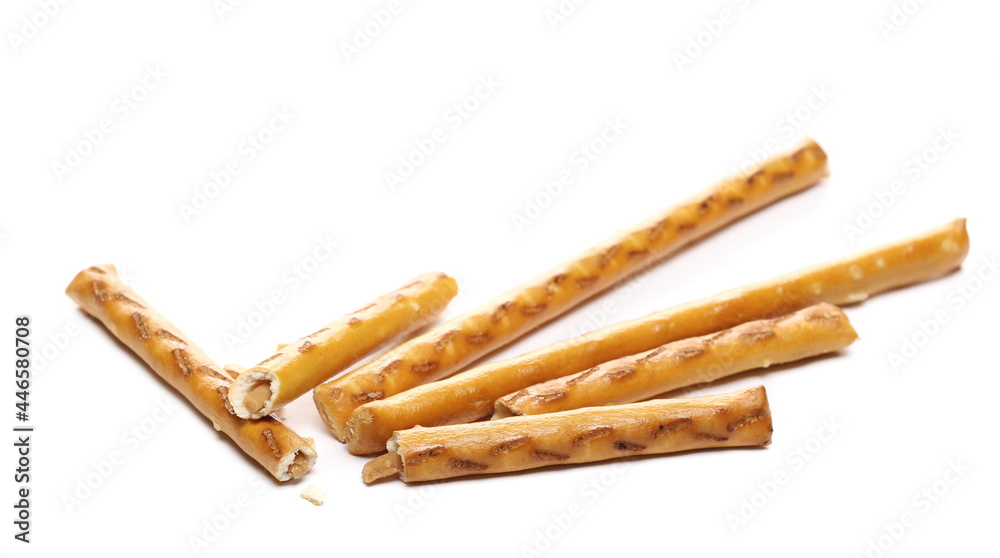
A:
494;303;855;418
66;265;317;481
228;272;457;419
346;218;968;454
316;139;829;440
363;385;772;483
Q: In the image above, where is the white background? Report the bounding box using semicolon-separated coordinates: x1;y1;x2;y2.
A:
2;1;999;556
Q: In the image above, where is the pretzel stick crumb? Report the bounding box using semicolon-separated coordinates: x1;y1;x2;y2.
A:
300;485;326;506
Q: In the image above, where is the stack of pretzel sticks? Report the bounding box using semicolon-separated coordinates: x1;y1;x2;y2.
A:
315;139;831;439
354;218;968;481
64;139;824;481
307;138;967;459
67;137;971;483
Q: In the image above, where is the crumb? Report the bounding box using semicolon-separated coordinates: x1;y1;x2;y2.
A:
300;485;325;506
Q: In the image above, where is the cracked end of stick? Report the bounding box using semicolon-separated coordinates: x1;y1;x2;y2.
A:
278;446;316;481
228;368;278;419
363;451;402;484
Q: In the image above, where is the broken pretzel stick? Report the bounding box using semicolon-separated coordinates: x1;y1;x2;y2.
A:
494;303;856;417
228;272;457;419
66;265;317;481
363;385;772;483
317;139;829;440
346;218;968;454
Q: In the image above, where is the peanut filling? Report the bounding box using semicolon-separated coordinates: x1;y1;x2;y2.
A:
287;451;311;479
245;380;273;414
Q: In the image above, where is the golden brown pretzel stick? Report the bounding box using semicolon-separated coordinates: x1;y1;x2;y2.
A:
66;265;317;481
346;218;968;454
228;273;457;419
363;386;772;483
316;139;829;440
494;303;856;418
